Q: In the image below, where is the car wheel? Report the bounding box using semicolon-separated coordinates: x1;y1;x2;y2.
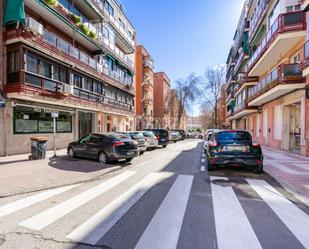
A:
163;145;167;148
254;163;264;174
207;160;216;172
68;147;75;158
140;151;145;155
126;158;133;162
98;152;109;164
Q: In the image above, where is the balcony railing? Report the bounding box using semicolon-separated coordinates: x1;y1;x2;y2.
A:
299;40;309;70
247;11;306;72
248;63;304;101
249;0;268;40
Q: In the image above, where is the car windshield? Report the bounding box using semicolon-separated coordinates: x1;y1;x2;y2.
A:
143;131;155;137
216;131;252;142
130;132;144;139
159;130;168;136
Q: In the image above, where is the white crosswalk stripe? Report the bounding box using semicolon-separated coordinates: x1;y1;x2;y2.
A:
0;184;80;218
247;179;309;249
66;172;173;245
19;171;136;230
134;175;193;249
1;172;309;249
211;176;262;249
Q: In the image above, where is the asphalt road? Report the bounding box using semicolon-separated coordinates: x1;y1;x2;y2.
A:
0;140;308;249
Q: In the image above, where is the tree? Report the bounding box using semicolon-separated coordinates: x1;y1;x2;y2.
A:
201;65;226;128
173;74;201;129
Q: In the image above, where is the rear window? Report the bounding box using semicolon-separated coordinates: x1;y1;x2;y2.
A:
105;133;128;139
130;132;144;139
159;130;168;136
216;131;251;142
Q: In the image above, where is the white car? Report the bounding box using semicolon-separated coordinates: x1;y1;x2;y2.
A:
142;131;159;149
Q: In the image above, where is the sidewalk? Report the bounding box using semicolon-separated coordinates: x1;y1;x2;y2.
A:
0;149;125;197
263;146;309;205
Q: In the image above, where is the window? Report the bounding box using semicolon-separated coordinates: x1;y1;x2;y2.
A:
40;60;51;78
104;1;114;16
7;51;19;73
27;53;39;74
128;31;134;40
268;1;280;28
287;4;301;12
274;105;283;140
73;74;83;88
119;18;125;29
53;65;68;84
84;77;93;91
13;106;72;134
291;52;301;63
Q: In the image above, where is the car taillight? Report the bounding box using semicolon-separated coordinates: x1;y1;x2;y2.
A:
156;135;160;140
113;141;125;147
208;141;218;147
252;142;261;148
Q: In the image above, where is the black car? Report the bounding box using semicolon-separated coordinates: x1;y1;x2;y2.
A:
205;130;263;173
145;129;169;147
67;133;139;164
171;130;186;140
119;132;147;155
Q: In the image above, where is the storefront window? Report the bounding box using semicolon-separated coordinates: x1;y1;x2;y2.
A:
13;106;72;134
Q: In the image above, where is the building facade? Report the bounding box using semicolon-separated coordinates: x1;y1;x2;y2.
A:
217;83;228;128
1;0;136;155
226;0;309;156
135;45;154;130
153;72;170;128
187;116;202;130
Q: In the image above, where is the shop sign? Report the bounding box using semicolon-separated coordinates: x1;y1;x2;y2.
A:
33;107;59;114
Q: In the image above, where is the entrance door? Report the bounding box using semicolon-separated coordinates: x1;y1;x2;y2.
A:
78;112;93;138
289;103;301;153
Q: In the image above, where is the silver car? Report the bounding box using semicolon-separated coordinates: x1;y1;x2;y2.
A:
142;131;158;149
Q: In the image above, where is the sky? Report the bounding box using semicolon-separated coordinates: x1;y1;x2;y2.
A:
121;0;245;115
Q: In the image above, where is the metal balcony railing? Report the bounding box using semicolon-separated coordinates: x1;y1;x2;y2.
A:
248;63;304;100
249;0;268;40
247;11;306;72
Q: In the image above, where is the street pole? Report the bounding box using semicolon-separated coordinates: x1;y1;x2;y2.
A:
53;116;56;157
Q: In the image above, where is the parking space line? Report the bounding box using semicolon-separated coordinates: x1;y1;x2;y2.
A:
200;166;205;172
201;158;205;163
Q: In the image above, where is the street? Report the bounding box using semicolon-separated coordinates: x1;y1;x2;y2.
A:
0;139;309;249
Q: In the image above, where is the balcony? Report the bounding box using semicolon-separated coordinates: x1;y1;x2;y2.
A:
234;75;259;95
248;63;305;106
234;52;249;75
4;71;134;114
299;40;309;76
143;59;154;70
5;27;134;94
247;11;306;76
226;109;235;120
232;102;257;119
142;80;153;91
249;0;268;41
143;97;153;106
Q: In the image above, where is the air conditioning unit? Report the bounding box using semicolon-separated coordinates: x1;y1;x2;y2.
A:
26;17;43;36
62;84;74;96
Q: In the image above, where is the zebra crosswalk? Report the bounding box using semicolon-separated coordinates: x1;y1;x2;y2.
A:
0;170;308;249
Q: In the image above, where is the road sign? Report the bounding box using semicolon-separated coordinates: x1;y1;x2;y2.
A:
51;112;59;118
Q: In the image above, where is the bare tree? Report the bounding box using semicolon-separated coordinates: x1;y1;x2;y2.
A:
173;74;201;129
201;65;226;128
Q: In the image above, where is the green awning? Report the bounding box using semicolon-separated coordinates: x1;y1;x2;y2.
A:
3;0;26;26
242;32;249;54
106;54;116;62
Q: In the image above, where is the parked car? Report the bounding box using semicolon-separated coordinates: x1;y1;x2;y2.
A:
119;132;147;155
142;131;159;149
205;130;263;173
204;132;214;152
171;130;186;140
145;129;169;147
169;131;181;142
67;133;139;164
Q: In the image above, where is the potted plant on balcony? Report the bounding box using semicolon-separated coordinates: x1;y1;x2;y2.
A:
45;0;58;6
81;23;90;36
89;30;97;40
70;13;82;26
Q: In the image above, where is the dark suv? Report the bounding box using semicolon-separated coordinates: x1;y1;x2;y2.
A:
205;130;263;173
145;129;169;147
171;130;186;140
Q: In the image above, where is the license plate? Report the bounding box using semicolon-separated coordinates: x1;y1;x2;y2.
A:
161;139;166;141
127;152;135;155
226;146;248;152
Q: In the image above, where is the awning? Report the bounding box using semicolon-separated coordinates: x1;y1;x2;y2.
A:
3;0;26;26
106;54;116;62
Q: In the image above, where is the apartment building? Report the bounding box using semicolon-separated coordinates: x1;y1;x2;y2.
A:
226;0;309;156
187;116;202;130
153;72;170;128
217;83;228;128
1;0;136;155
135;45;154;130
